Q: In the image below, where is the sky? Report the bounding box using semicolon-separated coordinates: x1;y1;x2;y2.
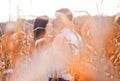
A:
0;0;120;22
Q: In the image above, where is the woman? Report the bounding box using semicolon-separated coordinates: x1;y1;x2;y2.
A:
33;15;49;41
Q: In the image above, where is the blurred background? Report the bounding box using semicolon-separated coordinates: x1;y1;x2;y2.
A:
0;1;120;81
0;0;120;22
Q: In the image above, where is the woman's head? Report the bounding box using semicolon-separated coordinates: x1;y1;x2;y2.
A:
33;15;49;40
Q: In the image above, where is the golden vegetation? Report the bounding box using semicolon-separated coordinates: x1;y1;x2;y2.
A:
0;13;120;81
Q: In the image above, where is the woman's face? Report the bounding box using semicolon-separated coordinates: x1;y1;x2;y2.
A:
46;22;54;36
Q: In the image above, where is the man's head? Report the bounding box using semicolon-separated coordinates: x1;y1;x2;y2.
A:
55;8;73;21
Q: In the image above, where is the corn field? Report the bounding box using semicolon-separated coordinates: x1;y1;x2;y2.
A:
0;11;120;81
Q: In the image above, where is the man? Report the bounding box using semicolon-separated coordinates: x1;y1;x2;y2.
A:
49;8;82;81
